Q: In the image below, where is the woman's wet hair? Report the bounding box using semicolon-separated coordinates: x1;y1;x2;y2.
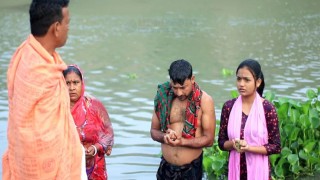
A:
62;65;82;81
168;59;193;85
236;59;265;96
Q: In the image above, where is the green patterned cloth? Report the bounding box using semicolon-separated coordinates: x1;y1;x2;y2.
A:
154;81;202;138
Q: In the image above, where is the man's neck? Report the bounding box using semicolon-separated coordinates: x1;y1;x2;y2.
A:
34;36;55;56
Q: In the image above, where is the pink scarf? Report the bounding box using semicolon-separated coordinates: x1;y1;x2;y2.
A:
227;92;269;180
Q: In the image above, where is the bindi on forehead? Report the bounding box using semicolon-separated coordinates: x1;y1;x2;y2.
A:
66;79;80;83
66;74;81;81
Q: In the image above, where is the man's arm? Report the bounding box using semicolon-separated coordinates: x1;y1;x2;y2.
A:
150;111;166;143
167;92;216;148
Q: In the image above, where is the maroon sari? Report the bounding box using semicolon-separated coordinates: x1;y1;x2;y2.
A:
70;65;114;180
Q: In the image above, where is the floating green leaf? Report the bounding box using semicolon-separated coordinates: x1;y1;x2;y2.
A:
222;68;233;77
230;90;239;98
316;101;320;112
289;127;300;141
281;147;292;157
278;97;289;105
290;163;301;174
308;155;319;164
303;141;316;153
290;108;300;125
288;99;301;108
301;102;310;116
298;150;308;161
203;156;213;174
277;103;289;121
300;114;311;129
275;164;285;178
265;91;275;102
309;108;320;128
306;89;317;100
211;159;225;171
270;154;281;167
127;73;138;79
287;154;299;165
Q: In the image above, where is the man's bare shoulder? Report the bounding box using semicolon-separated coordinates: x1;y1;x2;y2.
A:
200;90;214;104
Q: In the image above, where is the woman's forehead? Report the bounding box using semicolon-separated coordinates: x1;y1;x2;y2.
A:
237;68;254;77
66;71;81;79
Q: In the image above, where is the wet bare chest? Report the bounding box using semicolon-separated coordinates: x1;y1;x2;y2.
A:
170;99;187;124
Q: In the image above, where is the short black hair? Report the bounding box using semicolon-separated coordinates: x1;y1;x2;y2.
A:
168;59;193;85
29;0;70;36
236;59;265;96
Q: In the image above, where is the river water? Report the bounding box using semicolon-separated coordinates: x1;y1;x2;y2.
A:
0;0;319;179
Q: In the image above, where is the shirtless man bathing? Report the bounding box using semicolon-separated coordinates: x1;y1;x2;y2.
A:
151;59;216;180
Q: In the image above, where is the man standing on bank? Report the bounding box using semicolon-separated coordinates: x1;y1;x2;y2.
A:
151;59;216;180
2;0;86;179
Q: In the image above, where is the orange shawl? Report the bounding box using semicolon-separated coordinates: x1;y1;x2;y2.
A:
2;35;83;179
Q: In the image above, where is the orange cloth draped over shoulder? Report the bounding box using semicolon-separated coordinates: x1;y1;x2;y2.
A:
2;35;83;179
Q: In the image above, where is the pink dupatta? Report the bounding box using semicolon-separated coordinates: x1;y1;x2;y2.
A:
227;92;269;180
